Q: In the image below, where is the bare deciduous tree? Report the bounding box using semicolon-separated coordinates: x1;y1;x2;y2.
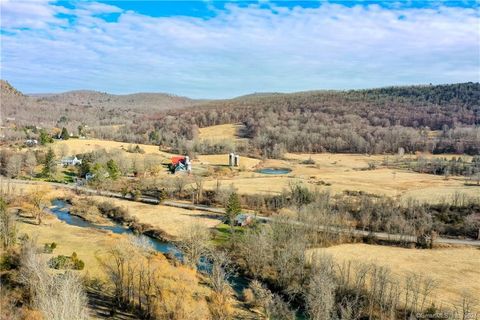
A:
0;197;16;249
19;238;88;320
305;254;337;320
177;222;211;270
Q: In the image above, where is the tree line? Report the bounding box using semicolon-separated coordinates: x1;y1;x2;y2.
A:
3;83;479;157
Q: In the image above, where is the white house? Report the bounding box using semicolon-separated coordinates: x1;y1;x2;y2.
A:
61;156;82;166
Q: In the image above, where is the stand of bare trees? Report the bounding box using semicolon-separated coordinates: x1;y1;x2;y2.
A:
207;250;235;320
176;222;211;270
18;238;88;320
101;235;211;319
232;211;459;319
243;280;296;320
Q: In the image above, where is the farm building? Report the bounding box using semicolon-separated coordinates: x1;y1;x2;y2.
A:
229;153;240;167
234;214;254;226
169;156;191;174
61;156;82;166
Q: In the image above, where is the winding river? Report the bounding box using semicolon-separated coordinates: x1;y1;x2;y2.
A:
49;199;249;294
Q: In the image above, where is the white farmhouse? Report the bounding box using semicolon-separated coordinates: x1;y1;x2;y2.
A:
61;156;82;166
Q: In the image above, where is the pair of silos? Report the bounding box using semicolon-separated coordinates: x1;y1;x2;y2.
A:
228;153;239;167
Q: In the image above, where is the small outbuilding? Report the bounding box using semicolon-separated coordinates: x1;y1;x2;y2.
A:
234;214;254;227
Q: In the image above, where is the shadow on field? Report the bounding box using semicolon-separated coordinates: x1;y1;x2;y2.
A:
87;288;137;320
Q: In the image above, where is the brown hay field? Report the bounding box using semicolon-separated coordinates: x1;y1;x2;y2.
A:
35;138;480;203
17;214;118;278
16;215;213;316
0;178;71;200
196;154;261;169
308;243;480;311
200;153;478;203
198;123;246;142
52;138;175;158
89;196;223;237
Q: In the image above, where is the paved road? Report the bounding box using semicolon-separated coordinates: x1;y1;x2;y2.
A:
4;178;480;247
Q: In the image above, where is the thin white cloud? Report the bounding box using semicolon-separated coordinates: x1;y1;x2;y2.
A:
0;1;479;98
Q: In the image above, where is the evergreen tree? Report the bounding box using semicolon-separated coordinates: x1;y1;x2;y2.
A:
79;153;93;178
39;129;53;145
106;159;121;180
42;148;56;177
60;127;70;140
225;192;241;232
148;130;159;142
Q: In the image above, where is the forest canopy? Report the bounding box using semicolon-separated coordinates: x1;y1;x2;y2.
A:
2;81;479;157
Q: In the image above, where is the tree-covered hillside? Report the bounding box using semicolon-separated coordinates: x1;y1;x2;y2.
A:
143;83;480;156
2;81;479;156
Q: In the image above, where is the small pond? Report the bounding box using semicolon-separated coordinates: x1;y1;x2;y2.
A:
256;167;292;175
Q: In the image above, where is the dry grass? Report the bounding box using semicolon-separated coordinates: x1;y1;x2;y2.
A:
196;154;261;170
0;179;71;201
308;244;480;310
17;214;119;278
16;214;213;316
203;176;300;195
24;137;479;203
198;123;246;142
89;196;223;237
52;138;175;158
199;153;478;203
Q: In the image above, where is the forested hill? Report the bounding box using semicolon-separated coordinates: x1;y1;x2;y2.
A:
0;80;198;129
203;82;479;109
193;82;480;121
147;82;480;156
355;82;480;108
2;81;479;156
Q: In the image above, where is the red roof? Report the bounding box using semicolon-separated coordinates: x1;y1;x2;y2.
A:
171;156;185;165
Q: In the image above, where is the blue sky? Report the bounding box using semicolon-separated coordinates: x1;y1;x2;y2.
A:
1;1;479;98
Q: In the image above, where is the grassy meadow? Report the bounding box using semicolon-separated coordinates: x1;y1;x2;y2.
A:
308;243;480;312
198;123;246;142
89;195;223;238
47;138;479;203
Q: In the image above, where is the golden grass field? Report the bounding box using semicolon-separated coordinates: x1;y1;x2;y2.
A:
46;138;479;203
52;138;175;158
17;214;118;278
308;243;480;310
201;153;479;203
196;153;261;169
198;123;246;142
0;178;68;200
90;196;223;238
16;215;213;318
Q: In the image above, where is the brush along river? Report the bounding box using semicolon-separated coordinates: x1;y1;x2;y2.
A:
49;199;249;294
50;199;307;319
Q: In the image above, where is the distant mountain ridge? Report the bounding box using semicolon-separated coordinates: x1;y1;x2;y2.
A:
1;79;478;130
0;79;200;128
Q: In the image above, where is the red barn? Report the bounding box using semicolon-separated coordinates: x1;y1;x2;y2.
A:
171;156;185;165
